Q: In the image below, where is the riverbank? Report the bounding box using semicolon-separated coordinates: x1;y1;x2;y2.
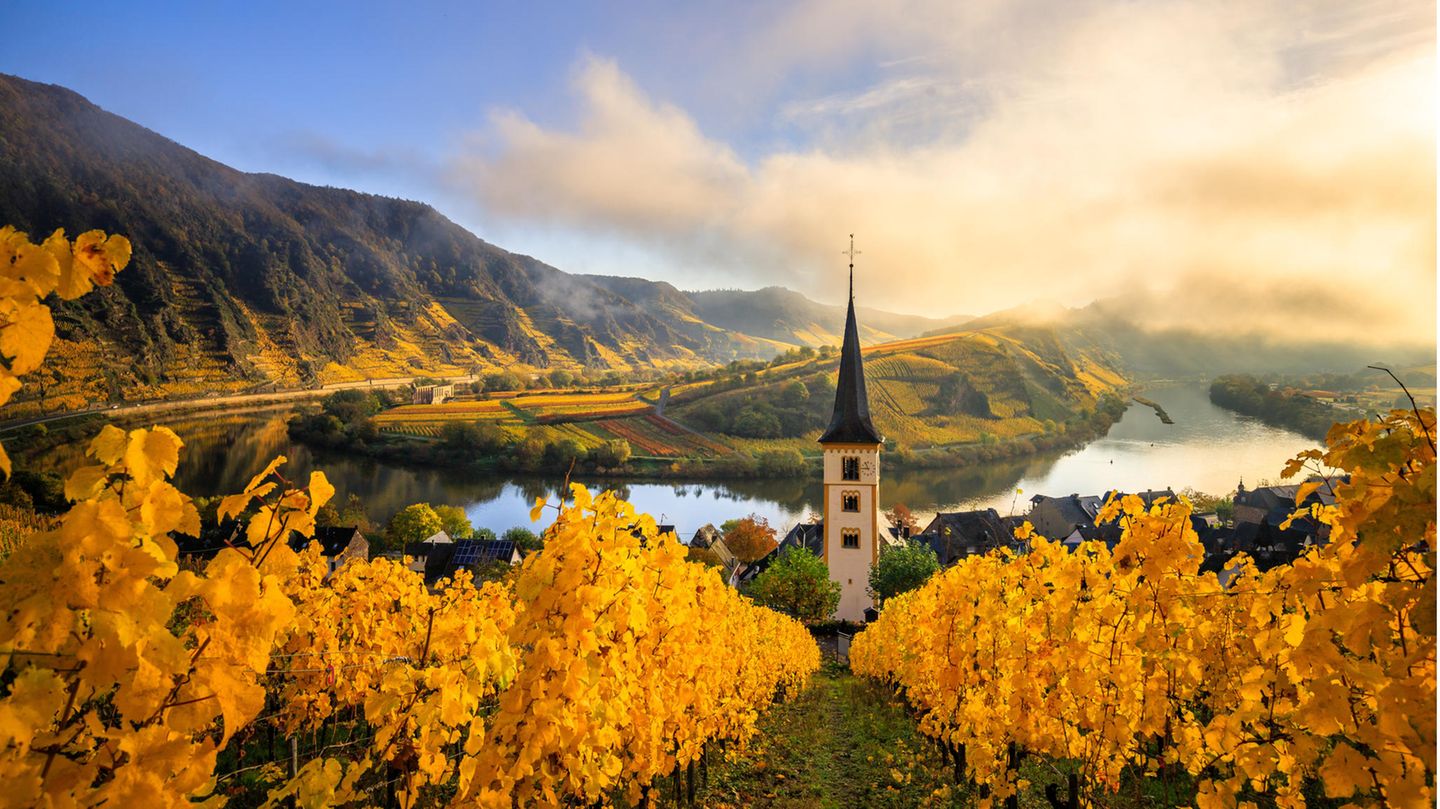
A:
284;392;1130;482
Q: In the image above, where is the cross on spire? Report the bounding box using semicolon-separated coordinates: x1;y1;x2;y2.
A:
842;233;860;302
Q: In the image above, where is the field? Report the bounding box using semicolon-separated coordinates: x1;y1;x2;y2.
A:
370;324;1126;462
375;390;735;458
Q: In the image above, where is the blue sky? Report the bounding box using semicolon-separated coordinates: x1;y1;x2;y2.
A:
2;1;1434;341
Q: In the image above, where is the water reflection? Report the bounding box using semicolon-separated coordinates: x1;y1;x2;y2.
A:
22;384;1317;536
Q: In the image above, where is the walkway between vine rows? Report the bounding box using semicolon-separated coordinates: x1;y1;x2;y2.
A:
688;658;968;808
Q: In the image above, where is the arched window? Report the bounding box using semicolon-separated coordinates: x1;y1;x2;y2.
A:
842;457;860;480
842;491;860;512
842;529;861;549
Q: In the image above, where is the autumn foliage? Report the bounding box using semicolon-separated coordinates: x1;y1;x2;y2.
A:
0;226;820;807
852;408;1436;808
722;514;780;563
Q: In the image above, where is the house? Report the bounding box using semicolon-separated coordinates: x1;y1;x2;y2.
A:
735;521;823;588
917;509;1025;566
1027;493;1106;542
290;525;369;575
689;524;741;581
1233;478;1336;527
176;522;368;576
1028;488;1177;548
1211;478;1337;570
418;537;522;586
413;384;454;405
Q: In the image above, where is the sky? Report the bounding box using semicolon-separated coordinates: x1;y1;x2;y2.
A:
3;1;1435;346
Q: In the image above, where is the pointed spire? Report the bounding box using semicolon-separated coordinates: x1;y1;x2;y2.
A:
820;235;882;446
848;233;855;303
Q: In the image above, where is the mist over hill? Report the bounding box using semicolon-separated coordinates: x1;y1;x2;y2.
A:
0;73;971;408
947;297;1434;378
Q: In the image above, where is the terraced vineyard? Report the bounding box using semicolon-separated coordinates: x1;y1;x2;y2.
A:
669;324;1128;451
372;324;1126;463
374;390;736;458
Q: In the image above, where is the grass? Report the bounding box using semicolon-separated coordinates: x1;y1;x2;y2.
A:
688;659;985;809
685;657;1204;809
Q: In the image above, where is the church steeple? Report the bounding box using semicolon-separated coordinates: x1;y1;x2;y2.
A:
819;235;883;446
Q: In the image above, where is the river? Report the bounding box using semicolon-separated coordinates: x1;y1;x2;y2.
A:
19;384;1317;539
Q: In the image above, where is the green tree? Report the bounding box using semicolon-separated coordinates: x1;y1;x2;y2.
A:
434;504;473;539
868;541;940;605
315;492;375;535
757;448;807;477
483;371;524;392
502;526;542;554
385;503;443;551
544;438;585;469
590;439;632;468
744;547;840;623
440;421;507;455
323;389;382;423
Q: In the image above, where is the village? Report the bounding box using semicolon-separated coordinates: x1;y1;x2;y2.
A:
170;260;1340;625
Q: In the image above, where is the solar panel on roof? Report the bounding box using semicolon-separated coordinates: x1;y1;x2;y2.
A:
450;540;484;567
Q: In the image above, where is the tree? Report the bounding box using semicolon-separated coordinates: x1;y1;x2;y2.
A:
434;504;474;539
386;503;443;551
757;448;807;477
440;421;506;455
544;438;585;469
885;503;920;538
316;492;376;535
723;515;779;563
745;547;840;623
323;389;383;423
483;371;524;392
590;439;631;468
868;541;939;605
503;526;542;554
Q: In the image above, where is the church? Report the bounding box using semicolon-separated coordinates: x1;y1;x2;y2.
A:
816;249;893;621
727;244;899;621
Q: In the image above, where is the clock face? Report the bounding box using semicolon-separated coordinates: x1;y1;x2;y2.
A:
860;459;874;474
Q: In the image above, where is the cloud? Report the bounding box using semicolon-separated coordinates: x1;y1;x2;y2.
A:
456;58;748;236
450;1;1435;349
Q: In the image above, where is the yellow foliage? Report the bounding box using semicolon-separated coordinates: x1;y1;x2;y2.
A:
852;408;1436;808
0;223;818;808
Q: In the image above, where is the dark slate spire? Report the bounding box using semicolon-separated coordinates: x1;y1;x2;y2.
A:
819;236;883;446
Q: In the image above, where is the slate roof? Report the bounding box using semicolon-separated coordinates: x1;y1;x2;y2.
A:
1236;479;1338;513
735;521;824;586
919;509;1018;566
290;525;364;557
421;539;519;585
818;284;882;445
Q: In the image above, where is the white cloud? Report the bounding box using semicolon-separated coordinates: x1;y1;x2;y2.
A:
451;1;1435;347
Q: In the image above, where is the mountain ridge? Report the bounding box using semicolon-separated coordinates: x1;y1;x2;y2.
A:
0;73;966;412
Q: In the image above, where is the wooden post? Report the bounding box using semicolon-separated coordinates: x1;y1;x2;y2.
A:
288;736;299;778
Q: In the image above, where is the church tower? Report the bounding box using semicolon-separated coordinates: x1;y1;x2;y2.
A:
819;236;883;622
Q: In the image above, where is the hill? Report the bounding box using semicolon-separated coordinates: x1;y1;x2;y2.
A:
667;323;1127;452
684;286;971;348
354;324;1128;477
955;296;1434;378
0;73;973;415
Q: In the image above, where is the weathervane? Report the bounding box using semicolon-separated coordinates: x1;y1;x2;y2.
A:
842;233;860;301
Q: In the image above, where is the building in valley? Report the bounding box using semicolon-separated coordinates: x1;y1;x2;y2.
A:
817;245;895;622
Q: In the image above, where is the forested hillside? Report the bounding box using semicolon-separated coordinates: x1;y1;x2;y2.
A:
0;74;978;413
